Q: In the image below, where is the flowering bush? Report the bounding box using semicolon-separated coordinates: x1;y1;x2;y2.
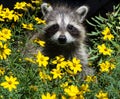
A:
0;0;120;99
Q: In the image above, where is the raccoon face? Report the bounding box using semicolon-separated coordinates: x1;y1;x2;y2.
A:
41;3;88;45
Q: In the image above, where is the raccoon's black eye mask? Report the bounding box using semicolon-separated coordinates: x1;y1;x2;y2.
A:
45;24;59;37
67;24;80;37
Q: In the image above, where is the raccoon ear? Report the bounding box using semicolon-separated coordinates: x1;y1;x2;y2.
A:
76;6;89;22
41;3;53;16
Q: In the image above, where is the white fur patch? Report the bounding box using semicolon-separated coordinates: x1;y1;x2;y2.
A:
64;15;70;26
56;15;62;25
56;14;70;27
51;31;61;41
65;32;75;43
51;31;75;43
45;21;57;28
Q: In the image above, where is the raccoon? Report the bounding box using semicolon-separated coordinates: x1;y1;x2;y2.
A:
40;3;94;77
41;3;87;59
25;3;94;77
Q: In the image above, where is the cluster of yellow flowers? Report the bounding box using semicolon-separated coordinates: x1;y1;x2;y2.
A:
14;1;45;30
0;1;45;27
22;23;34;30
25;51;82;80
51;55;82;77
0;0;45;93
97;27;116;73
64;84;90;99
99;61;115;72
0;28;12;60
14;2;35;10
41;84;108;99
23;47;100;99
0;1;118;98
96;90;108;99
21;17;46;30
0;28;12;41
0;4;22;22
102;27;114;41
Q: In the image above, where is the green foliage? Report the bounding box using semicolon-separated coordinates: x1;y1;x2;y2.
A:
0;1;120;99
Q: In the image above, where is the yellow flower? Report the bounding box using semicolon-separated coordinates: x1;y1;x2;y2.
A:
0;5;4;21
22;23;34;30
102;27;114;40
0;67;5;76
52;55;65;64
0;4;3;14
32;0;42;4
52;55;67;69
85;75;97;83
99;61;115;72
13;14;19;22
97;44;113;56
50;68;63;79
80;84;90;93
29;85;38;91
14;2;27;10
67;57;82;74
0;18;4;21
16;12;23;17
96;90;108;99
109;63;115;70
36;51;49;67
39;71;52;81
26;3;35;9
42;92;56;99
99;62;109;72
34;38;46;47
0;32;6;41
34;17;46;24
69;95;84;99
1;8;14;20
60;82;68;88
64;85;79;97
12;14;20;22
0;4;3;11
0;95;3;99
1;76;19;92
61;96;66;99
0;42;11;60
24;57;36;64
0;28;12;41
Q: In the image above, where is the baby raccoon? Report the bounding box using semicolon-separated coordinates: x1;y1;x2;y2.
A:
25;3;94;77
40;3;94;76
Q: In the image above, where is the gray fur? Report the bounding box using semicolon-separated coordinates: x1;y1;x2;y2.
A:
41;3;94;77
25;3;94;78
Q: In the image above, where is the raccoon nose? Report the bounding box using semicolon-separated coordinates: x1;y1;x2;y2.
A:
58;35;66;44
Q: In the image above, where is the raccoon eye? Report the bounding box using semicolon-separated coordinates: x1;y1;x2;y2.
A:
51;24;59;31
45;24;59;37
46;24;59;33
67;24;80;37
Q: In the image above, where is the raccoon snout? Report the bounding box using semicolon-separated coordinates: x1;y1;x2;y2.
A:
58;35;66;44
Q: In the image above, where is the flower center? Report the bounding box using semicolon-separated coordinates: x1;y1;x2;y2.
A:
104;48;108;51
5;12;10;16
8;81;12;85
107;32;110;35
